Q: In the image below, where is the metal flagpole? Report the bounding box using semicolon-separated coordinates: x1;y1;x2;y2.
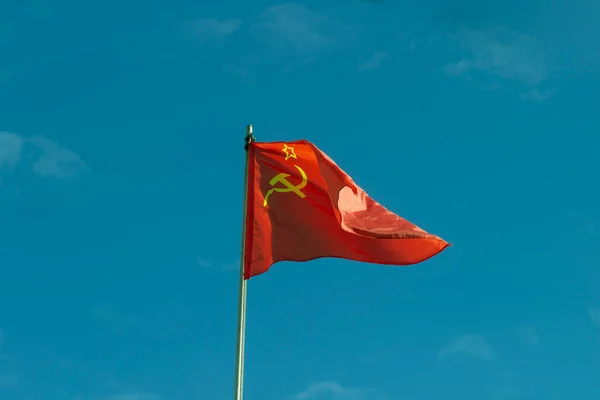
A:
234;124;254;400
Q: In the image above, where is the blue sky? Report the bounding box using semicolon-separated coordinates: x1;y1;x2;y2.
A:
1;0;600;399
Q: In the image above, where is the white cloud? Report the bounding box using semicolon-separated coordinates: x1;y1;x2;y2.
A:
29;136;90;178
517;326;540;346
103;393;159;400
295;381;364;399
358;51;389;71
252;3;350;60
197;257;238;271
0;132;89;182
590;308;600;325
442;26;556;99
190;18;241;41
0;132;23;168
521;88;556;102
437;334;496;361
447;27;550;85
217;3;352;75
197;257;212;269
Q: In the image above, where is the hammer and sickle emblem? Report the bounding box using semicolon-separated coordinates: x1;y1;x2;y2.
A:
263;165;308;207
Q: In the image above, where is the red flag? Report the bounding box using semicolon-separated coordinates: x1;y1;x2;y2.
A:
244;140;448;279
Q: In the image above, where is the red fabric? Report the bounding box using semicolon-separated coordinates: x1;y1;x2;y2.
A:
244;140;449;279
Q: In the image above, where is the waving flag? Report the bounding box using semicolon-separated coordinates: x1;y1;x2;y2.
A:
243;140;448;279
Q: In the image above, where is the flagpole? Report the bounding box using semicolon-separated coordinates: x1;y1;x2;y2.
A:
234;124;254;400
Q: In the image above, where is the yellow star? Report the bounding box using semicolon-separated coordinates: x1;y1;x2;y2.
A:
282;144;297;161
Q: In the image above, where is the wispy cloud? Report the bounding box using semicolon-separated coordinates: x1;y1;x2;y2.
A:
294;381;365;399
75;391;160;400
103;393;159;400
189;18;241;41
590;308;600;325
29;136;90;178
516;326;540;346
0;132;89;182
442;26;556;100
358;51;389;71
251;3;351;62
0;132;23;168
198;4;353;76
521;88;556;102
197;257;237;272
437;334;496;361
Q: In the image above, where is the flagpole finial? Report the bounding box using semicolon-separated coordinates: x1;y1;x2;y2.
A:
244;125;255;150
